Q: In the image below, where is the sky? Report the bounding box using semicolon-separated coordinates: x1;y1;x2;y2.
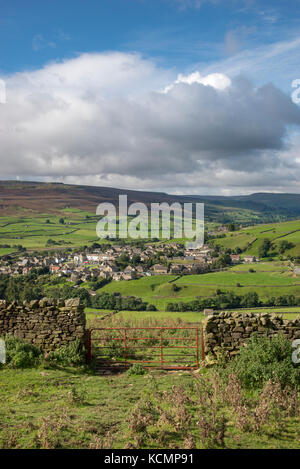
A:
0;0;300;195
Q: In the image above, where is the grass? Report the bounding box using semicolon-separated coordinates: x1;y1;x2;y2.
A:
176;271;296;286
85;307;300;329
214;219;300;257
96;262;300;310
1;213;300;256
86;309;205;326
0;211;105;252
0;367;299;449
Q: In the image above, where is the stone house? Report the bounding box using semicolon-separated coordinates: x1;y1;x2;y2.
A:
152;264;168;275
170;264;185;275
230;254;241;264
244;255;256;263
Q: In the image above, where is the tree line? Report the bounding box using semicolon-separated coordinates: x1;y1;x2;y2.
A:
166;290;299;312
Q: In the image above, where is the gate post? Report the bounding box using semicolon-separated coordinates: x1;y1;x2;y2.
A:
124;328;127;368
86;329;92;363
201;326;205;362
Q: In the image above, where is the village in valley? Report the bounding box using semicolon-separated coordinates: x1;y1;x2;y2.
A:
0;234;258;285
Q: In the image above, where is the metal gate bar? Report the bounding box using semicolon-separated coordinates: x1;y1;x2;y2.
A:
86;326;204;370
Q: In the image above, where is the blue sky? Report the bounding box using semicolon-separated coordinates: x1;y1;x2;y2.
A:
0;0;300;194
1;0;300;88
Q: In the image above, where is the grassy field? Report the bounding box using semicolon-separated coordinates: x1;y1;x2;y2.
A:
1;212;300;255
97;261;300;310
85;307;300;326
86;309;205;326
1;366;299;449
0;211;193;253
0;210;102;251
214;219;300;257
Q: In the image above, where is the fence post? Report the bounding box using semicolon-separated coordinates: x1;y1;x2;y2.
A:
86;329;92;363
201;326;205;362
124;328;127;368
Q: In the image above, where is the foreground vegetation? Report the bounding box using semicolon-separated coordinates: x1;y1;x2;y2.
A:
1;317;300;449
1;366;299;449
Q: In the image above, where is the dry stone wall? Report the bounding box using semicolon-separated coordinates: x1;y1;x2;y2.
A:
203;311;300;357
0;298;86;352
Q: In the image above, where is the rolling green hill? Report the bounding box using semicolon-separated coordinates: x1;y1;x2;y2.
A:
98;261;300;311
214;219;300;257
1;181;300;252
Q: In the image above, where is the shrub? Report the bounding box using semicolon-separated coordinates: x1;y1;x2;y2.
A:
226;334;300;389
127;364;147;375
2;335;42;369
47;339;85;366
67;386;87;406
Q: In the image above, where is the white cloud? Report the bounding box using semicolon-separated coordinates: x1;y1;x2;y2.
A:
1;51;300;195
164;71;231;92
201;36;300;92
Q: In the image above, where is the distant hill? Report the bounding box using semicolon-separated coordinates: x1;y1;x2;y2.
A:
1;180;300;224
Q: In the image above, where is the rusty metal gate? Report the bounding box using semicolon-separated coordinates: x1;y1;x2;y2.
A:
86;327;204;370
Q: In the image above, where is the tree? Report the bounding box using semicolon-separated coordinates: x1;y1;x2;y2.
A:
227;223;236;232
258;238;271;258
116;253;130;270
278;240;295;254
59;218;65;224
241;292;260;307
214;253;231;269
131;254;141;266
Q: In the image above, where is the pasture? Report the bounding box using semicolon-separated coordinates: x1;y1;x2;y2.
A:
0;210;101;251
85;309;205;326
214;219;300;257
1;211;300;257
98;261;300;310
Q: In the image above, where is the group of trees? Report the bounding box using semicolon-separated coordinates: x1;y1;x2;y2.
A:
258;238;272;258
278;239;295;254
90;292;156;311
45;286;157;312
166;290;298;312
0;273;156;311
257;238;295;258
0;272;46;302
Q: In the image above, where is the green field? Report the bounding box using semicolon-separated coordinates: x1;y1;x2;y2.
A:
86;309;205;325
85;307;300;326
97;261;300;310
214;219;300;257
0;211;190;252
0;210;102;251
1;212;300;256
